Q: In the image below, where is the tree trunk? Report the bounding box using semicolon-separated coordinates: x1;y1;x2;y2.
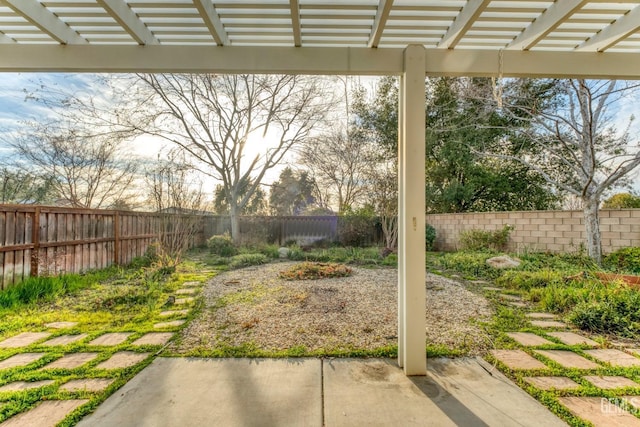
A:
229;203;241;245
582;196;602;264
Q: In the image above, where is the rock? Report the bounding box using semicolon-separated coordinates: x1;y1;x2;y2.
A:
278;247;290;259
486;255;521;269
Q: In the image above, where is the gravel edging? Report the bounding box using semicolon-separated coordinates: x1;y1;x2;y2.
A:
171;262;493;355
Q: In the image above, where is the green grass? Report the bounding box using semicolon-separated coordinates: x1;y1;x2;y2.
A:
0;258;216;426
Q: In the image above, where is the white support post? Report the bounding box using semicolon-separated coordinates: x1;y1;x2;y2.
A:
397;71;405;369
399;44;426;376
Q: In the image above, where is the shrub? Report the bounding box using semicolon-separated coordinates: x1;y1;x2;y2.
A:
604;247;640;274
279;262;352;280
569;287;640;337
229;253;268;269
496;269;564;290
429;251;501;279
338;207;377;247
425;224;436;251
458;225;514;251
207;233;237;257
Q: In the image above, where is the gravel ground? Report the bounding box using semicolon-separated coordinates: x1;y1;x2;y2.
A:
171;262;493;355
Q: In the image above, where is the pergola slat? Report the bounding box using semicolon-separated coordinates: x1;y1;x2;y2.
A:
578;4;640;52
289;0;301;47
2;0;87;45
437;0;491;49
368;0;393;48
192;0;228;46
507;0;587;51
97;0;158;45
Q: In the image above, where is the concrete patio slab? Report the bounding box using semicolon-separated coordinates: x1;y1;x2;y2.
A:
41;334;88;346
0;353;46;370
0;399;88;427
44;322;78;329
583;376;639;390
506;332;554;346
88;333;132;346
158;310;189;318
77;358;322;427
523;376;580;391
490;350;548;370
40;353;99;370
94;352;149;370
584;349;640;368
131;333;174;346
0;380;55;392
60;378;115;393
326;358;566;427
547;332;599;347
534;350;599;370
76;358;565;427
559;396;640;427
0;332;51;348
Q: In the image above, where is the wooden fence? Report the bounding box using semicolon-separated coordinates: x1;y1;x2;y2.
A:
0;205;206;289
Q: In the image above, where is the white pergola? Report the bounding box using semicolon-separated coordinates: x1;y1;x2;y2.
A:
1;0;640;376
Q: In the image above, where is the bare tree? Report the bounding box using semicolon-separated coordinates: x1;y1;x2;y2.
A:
300;77;372;213
486;79;640;263
132;74;332;243
146;149;210;268
7;119;139;209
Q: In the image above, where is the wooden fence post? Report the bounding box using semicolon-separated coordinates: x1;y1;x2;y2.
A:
114;211;120;266
30;207;40;277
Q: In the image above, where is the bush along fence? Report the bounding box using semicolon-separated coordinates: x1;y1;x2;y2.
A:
427;209;640;254
0;205;206;289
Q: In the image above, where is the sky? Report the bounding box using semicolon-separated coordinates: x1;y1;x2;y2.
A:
1;73;639;201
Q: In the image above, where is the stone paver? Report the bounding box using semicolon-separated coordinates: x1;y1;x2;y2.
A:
158;309;189;318
526;313;556;319
153;320;185;329
0;399;89;427
131;333;174;346
547;332;599;347
0;380;55;392
94;352;149;370
41;334;88;347
44;322;78;329
534;350;599;369
559;396;640;427
530;320;567;328
0;353;46;370
621;396;640;410
499;294;522;301
483;286;502;291
584;376;639;390
175;288;197;295
60;378;116;393
88;333;132;346
181;281;201;287
506;332;554;346
510;302;528;308
0;332;51;348
174;297;194;305
584;349;640;368
40;353;99;370
523;376;580;391
490;350;547;370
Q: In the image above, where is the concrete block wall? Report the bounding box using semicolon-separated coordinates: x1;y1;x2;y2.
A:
426;209;640;254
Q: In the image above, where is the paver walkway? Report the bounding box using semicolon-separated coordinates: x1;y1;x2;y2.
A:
489;285;640;426
0;280;201;426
